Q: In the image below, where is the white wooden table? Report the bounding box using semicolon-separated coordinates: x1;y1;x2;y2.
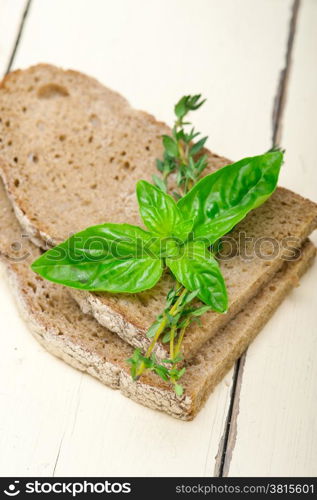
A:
0;0;316;477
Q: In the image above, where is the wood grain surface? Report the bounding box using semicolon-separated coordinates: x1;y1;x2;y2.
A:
0;0;315;477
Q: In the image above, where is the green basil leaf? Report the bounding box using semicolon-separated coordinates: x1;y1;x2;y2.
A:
172;218;194;242
137;180;185;237
31;223;163;292
166;241;228;312
178;151;283;245
32;254;163;292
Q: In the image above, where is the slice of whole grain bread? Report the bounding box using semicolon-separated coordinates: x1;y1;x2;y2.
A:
1;64;317;361
0;180;315;419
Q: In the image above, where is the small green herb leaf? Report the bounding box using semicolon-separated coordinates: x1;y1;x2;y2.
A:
152;174;167;193
146;315;163;338
175;367;186;380
190;305;212;316
174;95;206;120
153;365;170;381
162;135;179;157
174;97;188;120
174;384;184;396
162;330;171;343
180;289;200;307
189;136;208;155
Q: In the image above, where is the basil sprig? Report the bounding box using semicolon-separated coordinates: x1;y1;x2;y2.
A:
30;93;284;395
32;151;283;313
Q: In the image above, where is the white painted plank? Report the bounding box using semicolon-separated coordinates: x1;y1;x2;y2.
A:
0;0;291;476
0;0;27;75
0;264;233;477
226;0;317;477
0;265;84;476
279;1;317;201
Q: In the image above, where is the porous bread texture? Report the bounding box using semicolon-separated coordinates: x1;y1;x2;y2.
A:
0;180;315;419
1;64;317;361
0;63;171;244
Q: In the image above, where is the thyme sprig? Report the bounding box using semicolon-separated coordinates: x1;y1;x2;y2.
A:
127;282;210;396
129;96;211;394
153;95;208;198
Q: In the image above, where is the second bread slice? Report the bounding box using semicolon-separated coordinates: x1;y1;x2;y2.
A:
0;180;315;419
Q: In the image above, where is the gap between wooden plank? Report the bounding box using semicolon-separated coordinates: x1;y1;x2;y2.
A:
214;0;301;478
214;358;243;477
5;0;32;74
272;0;301;147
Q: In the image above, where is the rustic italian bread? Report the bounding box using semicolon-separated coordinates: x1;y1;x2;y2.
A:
0;181;315;419
1;64;317;361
